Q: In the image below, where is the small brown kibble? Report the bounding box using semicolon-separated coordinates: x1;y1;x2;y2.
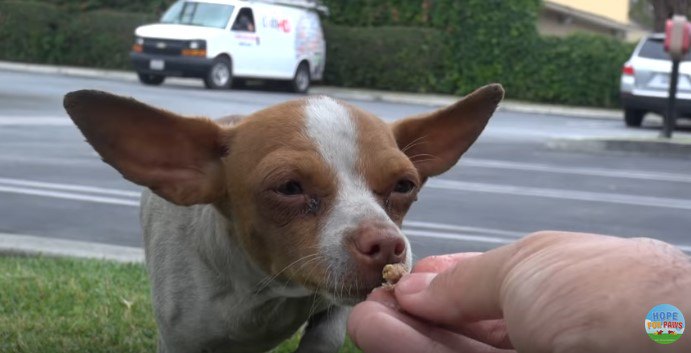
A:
382;263;408;289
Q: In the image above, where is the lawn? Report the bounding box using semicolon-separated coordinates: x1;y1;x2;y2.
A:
647;333;681;344
0;256;362;353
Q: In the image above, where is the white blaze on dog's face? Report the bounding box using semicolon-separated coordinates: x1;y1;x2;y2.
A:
63;84;504;304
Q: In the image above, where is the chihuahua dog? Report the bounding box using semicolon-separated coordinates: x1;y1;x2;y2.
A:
63;84;503;353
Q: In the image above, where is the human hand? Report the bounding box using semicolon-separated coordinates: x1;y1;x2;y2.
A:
348;232;691;353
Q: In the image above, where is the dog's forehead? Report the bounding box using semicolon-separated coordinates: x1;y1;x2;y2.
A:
232;96;397;175
303;96;394;156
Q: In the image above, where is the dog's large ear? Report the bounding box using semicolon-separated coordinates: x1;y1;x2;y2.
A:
64;90;229;206
391;84;503;179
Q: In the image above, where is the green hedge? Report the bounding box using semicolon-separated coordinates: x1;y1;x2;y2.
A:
0;1;154;69
0;0;635;107
323;25;448;93
22;0;175;14
513;35;634;107
64;10;154;69
0;1;64;64
318;0;633;107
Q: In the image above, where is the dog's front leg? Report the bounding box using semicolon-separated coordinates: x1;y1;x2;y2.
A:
294;305;350;353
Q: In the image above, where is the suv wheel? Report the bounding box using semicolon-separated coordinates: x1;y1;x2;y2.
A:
138;73;165;86
290;63;310;93
204;58;232;89
624;109;645;127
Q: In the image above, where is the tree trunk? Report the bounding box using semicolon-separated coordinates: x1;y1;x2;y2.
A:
651;0;690;32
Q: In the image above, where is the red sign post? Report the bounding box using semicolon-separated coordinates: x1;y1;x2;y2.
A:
662;15;691;138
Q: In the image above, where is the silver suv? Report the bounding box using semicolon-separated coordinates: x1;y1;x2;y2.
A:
620;33;691;127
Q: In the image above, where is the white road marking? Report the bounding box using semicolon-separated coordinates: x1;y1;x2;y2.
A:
403;220;523;238
404;229;513;245
2;176;691;211
0;116;73;126
401;222;691;253
461;158;691;183
426;179;691;210
0;185;139;206
0;180;689;253
0;177;140;197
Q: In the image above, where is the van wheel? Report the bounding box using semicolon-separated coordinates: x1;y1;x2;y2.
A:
204;58;232;89
138;73;165;86
291;63;310;93
624;109;645;127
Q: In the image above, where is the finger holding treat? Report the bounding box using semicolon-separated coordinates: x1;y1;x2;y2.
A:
382;263;409;289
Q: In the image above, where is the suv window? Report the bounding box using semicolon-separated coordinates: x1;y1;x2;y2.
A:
638;38;691;61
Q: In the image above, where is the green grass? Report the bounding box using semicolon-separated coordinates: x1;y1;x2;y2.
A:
0;256;362;353
647;333;682;344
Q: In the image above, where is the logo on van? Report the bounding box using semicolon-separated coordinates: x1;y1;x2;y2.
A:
262;17;290;33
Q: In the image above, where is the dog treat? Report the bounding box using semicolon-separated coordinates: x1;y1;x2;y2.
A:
382;263;408;289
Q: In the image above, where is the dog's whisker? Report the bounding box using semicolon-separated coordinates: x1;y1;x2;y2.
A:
254;253;320;294
400;135;429;154
407;153;439;161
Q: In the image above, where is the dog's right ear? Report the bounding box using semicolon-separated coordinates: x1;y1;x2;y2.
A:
64;90;229;206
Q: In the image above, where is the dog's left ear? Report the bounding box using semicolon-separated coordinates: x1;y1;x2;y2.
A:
391;84;504;179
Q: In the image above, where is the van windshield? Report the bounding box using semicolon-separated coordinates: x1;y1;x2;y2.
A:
161;1;235;29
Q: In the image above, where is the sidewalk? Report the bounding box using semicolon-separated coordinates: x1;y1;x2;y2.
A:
0;232;144;263
0;60;622;119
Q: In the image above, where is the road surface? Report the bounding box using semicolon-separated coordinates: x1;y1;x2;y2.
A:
1;69;690;260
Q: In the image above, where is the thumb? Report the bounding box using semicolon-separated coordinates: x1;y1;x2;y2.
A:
394;244;515;329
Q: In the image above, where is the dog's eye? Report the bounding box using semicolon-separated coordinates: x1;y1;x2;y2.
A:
276;181;303;196
393;179;416;194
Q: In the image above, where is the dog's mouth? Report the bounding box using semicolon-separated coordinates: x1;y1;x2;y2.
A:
269;254;409;305
309;270;393;305
319;282;378;306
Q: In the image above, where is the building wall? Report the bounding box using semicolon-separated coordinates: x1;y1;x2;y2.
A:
549;0;630;24
538;10;623;38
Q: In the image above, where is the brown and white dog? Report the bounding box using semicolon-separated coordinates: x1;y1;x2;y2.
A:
63;84;504;353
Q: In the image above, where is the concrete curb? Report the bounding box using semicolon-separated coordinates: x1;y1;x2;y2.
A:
548;137;691;158
0;233;144;263
0;60;622;119
310;86;623;119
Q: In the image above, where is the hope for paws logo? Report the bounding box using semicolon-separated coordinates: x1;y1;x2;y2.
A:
645;304;685;344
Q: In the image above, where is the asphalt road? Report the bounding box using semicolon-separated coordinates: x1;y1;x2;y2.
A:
1;69;690;261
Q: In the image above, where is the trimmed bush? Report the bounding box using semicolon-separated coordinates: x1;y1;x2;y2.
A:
63;10;154;69
323;25;448;93
0;1;155;69
512;35;635;108
22;0;175;14
0;0;636;107
0;2;64;64
320;0;633;107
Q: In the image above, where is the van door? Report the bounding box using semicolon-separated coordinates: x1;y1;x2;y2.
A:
230;7;262;76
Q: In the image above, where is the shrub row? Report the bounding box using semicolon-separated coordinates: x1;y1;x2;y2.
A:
512;35;634;107
320;0;634;107
22;0;174;14
0;1;635;107
0;1;154;69
325;24;633;107
323;25;449;93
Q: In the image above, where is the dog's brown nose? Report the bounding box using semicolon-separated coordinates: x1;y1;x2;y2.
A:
350;221;406;267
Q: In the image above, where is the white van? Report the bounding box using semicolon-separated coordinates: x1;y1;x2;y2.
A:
130;0;327;92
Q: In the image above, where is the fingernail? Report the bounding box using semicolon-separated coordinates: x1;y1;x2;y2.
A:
395;273;436;295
